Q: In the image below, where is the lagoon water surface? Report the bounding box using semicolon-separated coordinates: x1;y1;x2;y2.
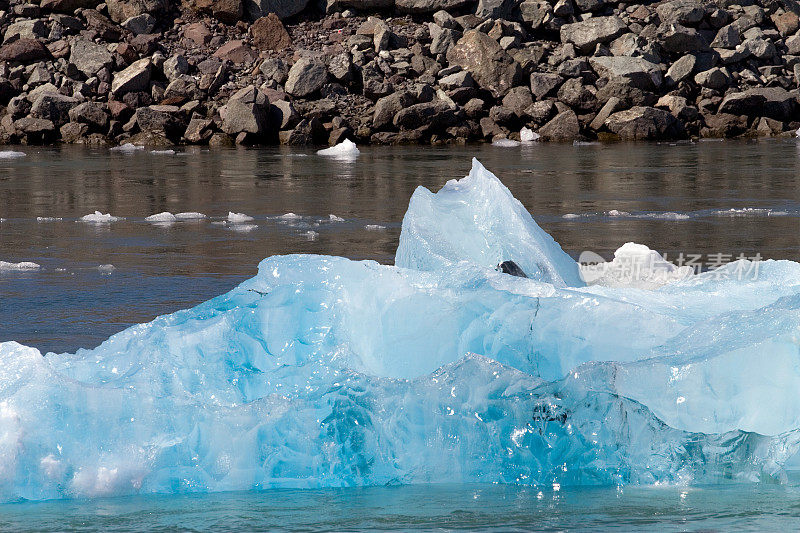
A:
3;140;800;530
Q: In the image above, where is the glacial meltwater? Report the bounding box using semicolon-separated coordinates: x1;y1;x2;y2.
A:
3;140;800;530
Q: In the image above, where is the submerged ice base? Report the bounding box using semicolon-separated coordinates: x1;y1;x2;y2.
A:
3;159;800;501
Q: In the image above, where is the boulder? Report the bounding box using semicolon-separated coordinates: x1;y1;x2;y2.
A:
539;109;579;141
393;100;457;130
184;22;212;46
529;72;562;99
134;105;184;138
4;20;48;42
221;85;270;135
589;56;662;90
0;39;51;62
519;1;551;30
655;0;705;26
40;0;100;13
251;13;291;51
605;106;679;140
69;39;113;78
31;91;79;126
660;23;707;53
718;88;795;120
446;30;523;99
213;40;256;64
711;24;740;48
395;0;471;13
81;10;123;41
211;0;243;23
475;0;516;19
694;67;728;90
285;57;328;97
122;13;156;34
664;54;695;86
373;91;415;129
270;99;299;129
243;0;309;20
560;17;627;53
68;101;109;131
111;58;152;96
163;55;189;82
106;0;168;24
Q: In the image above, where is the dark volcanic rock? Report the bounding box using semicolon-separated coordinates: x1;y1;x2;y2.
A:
446;30;523;99
0;39;50;62
605;106;679;140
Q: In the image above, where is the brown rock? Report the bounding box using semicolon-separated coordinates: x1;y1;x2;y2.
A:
539;109;580;141
772;12;799;37
0;39;51;63
47;40;70;59
41;0;100;12
251;13;291;51
446;30;523;99
211;0;243;24
213;40;255;64
184;22;212;46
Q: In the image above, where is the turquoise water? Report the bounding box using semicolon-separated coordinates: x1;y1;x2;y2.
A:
2;482;799;531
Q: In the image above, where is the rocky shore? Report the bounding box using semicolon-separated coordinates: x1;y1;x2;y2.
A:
0;0;798;146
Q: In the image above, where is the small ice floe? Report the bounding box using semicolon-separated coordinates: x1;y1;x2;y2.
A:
317;139;360;159
150;149;176;155
37;217;63;222
329;214;345;222
304;230;319;240
796;127;800;138
228;224;257;232
607;210;631;217
520;127;540;143
175;212;207;220
110;143;144;153
365;224;386;231
562;213;581;219
278;213;301;220
145;212;177;223
97;264;115;274
0;151;26;159
492;138;520;147
228;212;254;223
0;260;40;271
80;211;122;223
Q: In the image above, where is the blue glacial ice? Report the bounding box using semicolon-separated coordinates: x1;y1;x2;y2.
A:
3;158;800;501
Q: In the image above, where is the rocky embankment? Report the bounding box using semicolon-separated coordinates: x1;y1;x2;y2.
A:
0;0;798;146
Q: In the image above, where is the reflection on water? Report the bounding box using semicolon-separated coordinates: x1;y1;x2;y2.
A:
2;140;800;352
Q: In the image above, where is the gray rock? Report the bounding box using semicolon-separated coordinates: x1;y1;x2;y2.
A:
660;23;707;53
694;66;729;90
134;105;183;138
270;99;299;129
328;52;353;83
501;85;532;116
429;25;460;56
285;57;328;98
718;87;795;120
476;0;516;19
538;109;579;141
221;85;270;135
184;117;214;143
589;96;622;130
557;77;596;111
605;106;678;140
655;0;705;26
260;58;289;84
439;70;473;90
393;99;457;130
433;10;459;29
395;0;471;13
519;1;552;30
530;72;562;99
244;0;310;20
111;58;152;96
163;55;189;83
560;16;627;52
446;30;523;98
69;39;113;78
68;101;108;130
4;20;48;42
741;38;776;59
665;54;696;86
589;56;662;90
106;0;168;24
164;76;199;100
710;24;740;48
122;13;155;35
31;91;78;126
373;90;415;129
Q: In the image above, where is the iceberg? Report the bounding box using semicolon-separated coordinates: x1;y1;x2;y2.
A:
80;211;122;223
145;212;177;223
2;158;800;502
227;212;254;223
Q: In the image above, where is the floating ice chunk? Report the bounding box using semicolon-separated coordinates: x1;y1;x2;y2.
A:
97;264;115;274
607;209;630;217
0;261;40;271
329;214;345;222
110;143;144;153
175;212;207;220
304;230;319;240
0;151;26;159
579;242;694;289
145;212;177;223
278;213;300;220
520;127;540;143
396;158;583;287
36;217;62;222
796;126;800;138
150;150;175;155
492;138;520;147
317;139;360;158
228;223;257;232
365;224;386;231
228;212;254;223
562;213;580;219
80;211;122;223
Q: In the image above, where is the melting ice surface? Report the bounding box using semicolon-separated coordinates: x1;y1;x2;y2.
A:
4;158;800;502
